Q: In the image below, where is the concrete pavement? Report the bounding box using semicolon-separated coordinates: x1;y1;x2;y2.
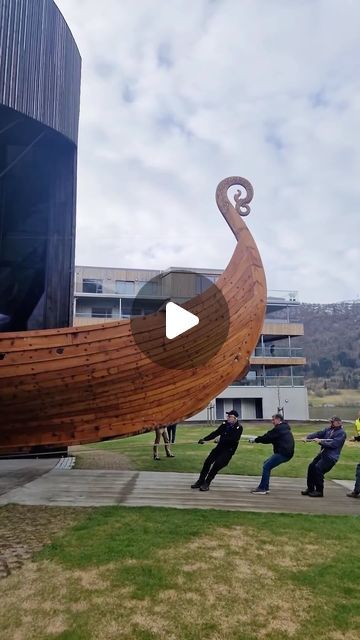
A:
0;458;57;497
0;460;358;515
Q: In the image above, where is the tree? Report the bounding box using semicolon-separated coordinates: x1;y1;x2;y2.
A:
318;357;333;376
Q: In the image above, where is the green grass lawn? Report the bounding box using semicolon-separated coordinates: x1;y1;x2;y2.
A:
82;423;360;480
309;388;360;407
1;506;359;640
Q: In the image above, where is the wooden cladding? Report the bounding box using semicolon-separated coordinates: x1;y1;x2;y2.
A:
0;0;81;143
250;356;306;366
262;322;304;337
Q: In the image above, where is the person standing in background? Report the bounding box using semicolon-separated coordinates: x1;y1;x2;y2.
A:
167;423;177;444
153;427;175;460
350;411;360;442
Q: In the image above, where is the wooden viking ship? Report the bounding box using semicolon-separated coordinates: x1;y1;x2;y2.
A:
0;177;267;451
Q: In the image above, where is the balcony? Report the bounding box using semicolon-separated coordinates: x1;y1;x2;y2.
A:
267;289;298;303
254;346;303;357
74;313;119;326
231;375;305;387
250;345;306;367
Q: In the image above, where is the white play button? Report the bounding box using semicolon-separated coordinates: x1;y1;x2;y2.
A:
165;302;199;340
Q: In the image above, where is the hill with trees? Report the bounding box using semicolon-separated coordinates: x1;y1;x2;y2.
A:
292;301;360;391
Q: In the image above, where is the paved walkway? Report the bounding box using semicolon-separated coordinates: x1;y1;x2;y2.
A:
0;459;57;497
0;461;358;515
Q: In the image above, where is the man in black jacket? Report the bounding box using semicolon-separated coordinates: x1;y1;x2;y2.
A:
191;410;243;491
249;414;295;494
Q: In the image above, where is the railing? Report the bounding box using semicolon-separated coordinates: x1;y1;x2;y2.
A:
77;288;165;298
231;376;305;387
75;312;120;319
264;317;294;324
74;312;150;319
253;346;303;357
75;284;299;303
267;289;298;303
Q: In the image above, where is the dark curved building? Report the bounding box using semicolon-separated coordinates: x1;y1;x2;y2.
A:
0;0;81;332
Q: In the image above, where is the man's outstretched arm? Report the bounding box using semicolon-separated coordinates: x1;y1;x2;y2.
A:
198;426;223;444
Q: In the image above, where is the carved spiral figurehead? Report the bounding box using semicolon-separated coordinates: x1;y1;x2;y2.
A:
215;176;255;239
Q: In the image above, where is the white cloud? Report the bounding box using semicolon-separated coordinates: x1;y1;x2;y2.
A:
57;0;360;302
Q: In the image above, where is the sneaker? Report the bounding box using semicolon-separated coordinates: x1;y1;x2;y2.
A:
308;491;323;498
250;488;269;494
301;489;311;495
199;483;210;491
153;456;160;461
347;491;360;498
191;482;202;489
166;454;175;458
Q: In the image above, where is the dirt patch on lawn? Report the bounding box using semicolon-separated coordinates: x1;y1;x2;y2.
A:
0;520;347;640
0;505;90;579
70;447;133;470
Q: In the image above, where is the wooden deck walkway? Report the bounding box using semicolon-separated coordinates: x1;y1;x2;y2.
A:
0;465;358;516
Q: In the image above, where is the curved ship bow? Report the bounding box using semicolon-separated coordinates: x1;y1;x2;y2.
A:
0;177;267;450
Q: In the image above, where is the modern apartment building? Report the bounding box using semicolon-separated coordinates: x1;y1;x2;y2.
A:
74;265;309;420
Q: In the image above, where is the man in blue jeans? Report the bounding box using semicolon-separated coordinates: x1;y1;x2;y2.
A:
249;414;295;494
302;416;346;497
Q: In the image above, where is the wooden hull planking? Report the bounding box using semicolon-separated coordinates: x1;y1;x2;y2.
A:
0;177;267;449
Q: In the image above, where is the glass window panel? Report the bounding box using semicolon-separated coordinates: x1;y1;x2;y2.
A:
91;307;113;318
83;279;103;293
115;280;134;294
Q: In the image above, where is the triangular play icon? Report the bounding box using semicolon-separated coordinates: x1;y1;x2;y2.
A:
165;302;199;340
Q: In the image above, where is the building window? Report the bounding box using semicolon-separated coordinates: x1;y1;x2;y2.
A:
83;278;103;294
195;274;217;294
137;280;159;295
255;399;263;419
215;398;242;419
91;307;113;319
116;280;135;294
215;398;224;420
233;399;242;416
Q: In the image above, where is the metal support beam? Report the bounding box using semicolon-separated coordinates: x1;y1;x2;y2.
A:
0;131;46;180
0;118;23;137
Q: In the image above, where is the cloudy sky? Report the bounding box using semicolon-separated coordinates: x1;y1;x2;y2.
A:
56;0;360;303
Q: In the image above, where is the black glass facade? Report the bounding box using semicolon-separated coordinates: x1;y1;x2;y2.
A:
0;0;81;331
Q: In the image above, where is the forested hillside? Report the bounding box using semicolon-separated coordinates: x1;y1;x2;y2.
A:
292;301;360;390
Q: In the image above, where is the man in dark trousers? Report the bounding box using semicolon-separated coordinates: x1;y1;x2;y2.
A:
191;410;243;491
302;416;346;497
249;413;295;494
347;462;360;499
167;423;177;444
